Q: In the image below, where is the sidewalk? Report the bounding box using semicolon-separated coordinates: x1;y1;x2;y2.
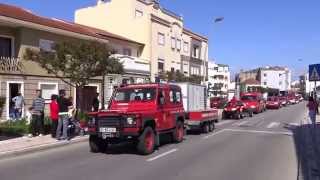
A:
294;113;320;180
0;135;88;159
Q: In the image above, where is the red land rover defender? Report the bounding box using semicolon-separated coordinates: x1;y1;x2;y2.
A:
87;83;185;155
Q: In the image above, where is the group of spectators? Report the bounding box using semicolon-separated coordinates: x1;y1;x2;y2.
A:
11;89;100;140
25;89;72;140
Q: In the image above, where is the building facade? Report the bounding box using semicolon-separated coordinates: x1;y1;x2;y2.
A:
0;3;149;119
207;61;230;97
259;66;291;91
75;0;208;82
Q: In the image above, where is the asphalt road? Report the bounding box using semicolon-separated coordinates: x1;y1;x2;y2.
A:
0;102;307;180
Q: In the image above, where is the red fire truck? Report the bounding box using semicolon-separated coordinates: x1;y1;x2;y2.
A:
87;83;217;155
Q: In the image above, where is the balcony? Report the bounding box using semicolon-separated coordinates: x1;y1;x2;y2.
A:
0;57;22;72
111;54;150;76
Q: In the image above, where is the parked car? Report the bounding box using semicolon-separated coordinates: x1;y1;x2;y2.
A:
241;92;266;113
288;95;297;104
223;99;253;119
266;96;281;109
279;96;288;106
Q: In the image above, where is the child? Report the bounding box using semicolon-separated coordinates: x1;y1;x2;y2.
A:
50;95;59;138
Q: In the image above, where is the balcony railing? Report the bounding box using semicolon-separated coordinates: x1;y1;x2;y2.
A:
111;54;150;75
0;57;22;72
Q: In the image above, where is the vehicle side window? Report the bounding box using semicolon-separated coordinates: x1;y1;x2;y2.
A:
158;90;165;105
169;90;174;102
175;91;181;103
169;88;181;104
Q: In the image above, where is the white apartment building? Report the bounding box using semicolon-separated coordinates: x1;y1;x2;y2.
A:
207;61;230;97
260;66;291;91
75;0;208;82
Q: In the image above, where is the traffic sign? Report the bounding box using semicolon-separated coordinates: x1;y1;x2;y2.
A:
309;64;320;81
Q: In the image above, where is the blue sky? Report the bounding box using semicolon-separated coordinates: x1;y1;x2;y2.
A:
1;0;319;79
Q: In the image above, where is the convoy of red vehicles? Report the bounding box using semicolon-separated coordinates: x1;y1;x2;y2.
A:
87;82;303;155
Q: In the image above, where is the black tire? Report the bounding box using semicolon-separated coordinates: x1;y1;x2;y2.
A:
235;112;241;120
249;111;253;117
209;121;215;132
137;127;155;155
89;135;108;153
172;121;184;143
202;122;210;134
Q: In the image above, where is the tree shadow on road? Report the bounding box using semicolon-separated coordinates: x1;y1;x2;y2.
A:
285;123;320;180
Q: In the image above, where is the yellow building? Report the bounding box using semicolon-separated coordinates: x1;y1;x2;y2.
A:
75;0;208;81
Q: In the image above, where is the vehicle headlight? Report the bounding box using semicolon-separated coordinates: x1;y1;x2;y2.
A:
231;108;237;111
250;105;256;108
127;117;136;125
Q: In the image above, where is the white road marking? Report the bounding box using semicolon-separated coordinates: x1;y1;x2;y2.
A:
224;128;293;136
146;148;178;162
267;122;281;129
216;120;234;126
234;121;248;127
203;129;227;139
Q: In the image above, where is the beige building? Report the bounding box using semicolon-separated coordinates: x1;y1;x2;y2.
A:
75;0;208;81
0;3;148;119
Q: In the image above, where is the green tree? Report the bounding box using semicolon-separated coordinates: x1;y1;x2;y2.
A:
24;40;124;110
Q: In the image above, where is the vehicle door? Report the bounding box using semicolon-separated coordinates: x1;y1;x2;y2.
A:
168;87;183;129
157;88;171;130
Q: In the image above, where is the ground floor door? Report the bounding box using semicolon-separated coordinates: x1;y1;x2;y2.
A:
76;86;97;112
6;82;24;119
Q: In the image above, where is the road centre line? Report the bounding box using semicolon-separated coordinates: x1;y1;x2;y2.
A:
146;148;178;162
216;120;234;126
234;121;248;126
224;128;293;136
203;129;227;139
267;122;280;129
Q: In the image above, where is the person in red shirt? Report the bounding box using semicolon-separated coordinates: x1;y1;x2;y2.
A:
50;94;59;138
307;96;318;128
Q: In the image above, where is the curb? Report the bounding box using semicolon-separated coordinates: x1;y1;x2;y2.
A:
0;136;88;160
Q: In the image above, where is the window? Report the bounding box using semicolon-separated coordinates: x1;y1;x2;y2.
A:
158;61;164;73
135;9;143;18
191;66;200;75
183;42;189;52
279;82;282;85
158;33;165;45
39;39;55;52
176;39;181;51
123;48;132;56
214;67;219;71
0;36;13;57
169;89;181;104
264;73;267;77
39;82;58;101
192;45;199;58
264;82;267;85
171;67;175;72
114;88;156;102
171;37;176;49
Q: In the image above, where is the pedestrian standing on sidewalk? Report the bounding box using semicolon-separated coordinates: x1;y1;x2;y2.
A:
92;93;100;112
56;89;72;140
50;94;59;138
12;93;25;120
29;90;45;137
307;96;318;129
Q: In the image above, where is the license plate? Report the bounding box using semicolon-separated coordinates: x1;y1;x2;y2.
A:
99;127;117;133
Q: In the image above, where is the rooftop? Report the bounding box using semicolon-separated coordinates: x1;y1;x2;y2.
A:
0;3;144;46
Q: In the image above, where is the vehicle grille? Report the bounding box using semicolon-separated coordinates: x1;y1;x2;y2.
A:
98;116;123;127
